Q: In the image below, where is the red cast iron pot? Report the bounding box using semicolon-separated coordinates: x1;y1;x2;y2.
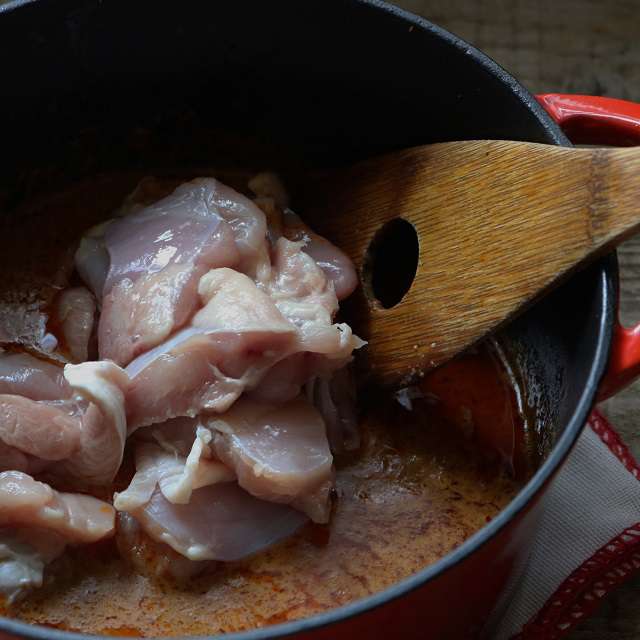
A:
0;1;640;639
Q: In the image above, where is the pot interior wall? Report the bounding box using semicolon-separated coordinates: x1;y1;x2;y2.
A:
2;0;559;177
501;262;613;460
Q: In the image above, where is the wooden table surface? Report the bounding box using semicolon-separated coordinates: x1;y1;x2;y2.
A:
389;1;640;637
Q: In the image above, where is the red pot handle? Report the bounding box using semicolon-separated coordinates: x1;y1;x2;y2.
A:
536;94;640;400
537;94;640;147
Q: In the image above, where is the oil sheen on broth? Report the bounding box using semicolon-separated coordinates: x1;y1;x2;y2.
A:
0;174;536;637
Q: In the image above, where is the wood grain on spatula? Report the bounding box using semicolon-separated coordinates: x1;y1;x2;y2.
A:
300;140;640;387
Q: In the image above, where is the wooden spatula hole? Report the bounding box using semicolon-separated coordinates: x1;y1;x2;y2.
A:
364;217;419;309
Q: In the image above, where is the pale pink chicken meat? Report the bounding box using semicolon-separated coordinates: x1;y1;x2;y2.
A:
0;470;114;601
125;268;298;429
282;209;358;301
135;415;208;454
0;529;66;603
0;351;69;401
0;351;73;474
247;352;329;404
0;395;80;467
266;237;360;357
50;287;96;363
249;172;358;300
0;352;74;476
124;482;306;562
0;360;128;486
75;178;271;366
0;471;114;541
209;396;334;523
114;418;234;510
114;417;303;565
115;512;212;581
74;221;111;300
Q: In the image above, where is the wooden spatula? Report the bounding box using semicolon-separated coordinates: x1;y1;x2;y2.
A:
301;140;640;387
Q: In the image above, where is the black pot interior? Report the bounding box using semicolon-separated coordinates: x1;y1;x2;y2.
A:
0;0;615;636
2;0;563;184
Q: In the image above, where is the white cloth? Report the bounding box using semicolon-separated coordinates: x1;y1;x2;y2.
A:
486;415;640;639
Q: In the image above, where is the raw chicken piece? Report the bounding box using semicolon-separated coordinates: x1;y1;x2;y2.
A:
116;512;212;581
249;172;358;300
266;238;360;357
247;352;324;404
125;334;251;430
256;343;361;455
101;177;270;288
282;209;358;301
61;361;129;485
208;396;334;523
124;482;306;562
0;361;129;486
74;221;111;300
0;351;69;401
0;471;114;540
100;264;215;369
114;420;234;510
135;415;206;455
244;239;363;405
75;178;271;366
194;267;293;334
125;269;298;429
0;471;114;602
0;351;71;475
0;529;65;604
50;287;96;363
0;395;81;467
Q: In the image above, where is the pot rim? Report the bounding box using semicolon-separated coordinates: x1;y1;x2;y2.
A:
0;0;616;638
